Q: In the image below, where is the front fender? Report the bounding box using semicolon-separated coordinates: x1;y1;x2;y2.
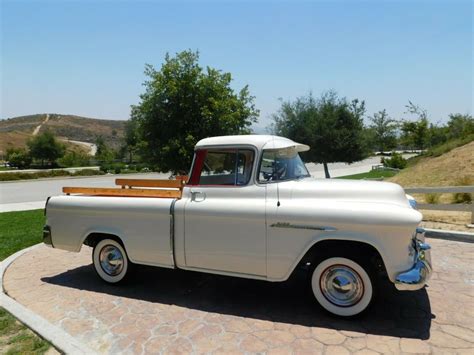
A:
266;228;414;283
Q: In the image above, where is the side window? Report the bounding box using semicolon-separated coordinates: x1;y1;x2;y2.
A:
259;151;283;182
201;151;237;185
258;149;310;182
192;149;254;186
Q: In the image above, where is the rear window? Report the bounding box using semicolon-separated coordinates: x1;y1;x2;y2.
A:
190;149;254;186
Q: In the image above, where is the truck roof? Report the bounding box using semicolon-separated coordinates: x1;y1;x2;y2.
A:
195;135;310;152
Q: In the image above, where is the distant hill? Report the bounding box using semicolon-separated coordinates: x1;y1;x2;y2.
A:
0;114;126;154
389;141;474;187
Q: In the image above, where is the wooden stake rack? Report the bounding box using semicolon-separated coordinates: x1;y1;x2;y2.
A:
63;176;188;199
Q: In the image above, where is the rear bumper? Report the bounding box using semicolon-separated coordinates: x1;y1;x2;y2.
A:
43;225;53;247
395;227;432;291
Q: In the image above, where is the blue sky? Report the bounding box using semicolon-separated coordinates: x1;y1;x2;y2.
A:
1;0;472;132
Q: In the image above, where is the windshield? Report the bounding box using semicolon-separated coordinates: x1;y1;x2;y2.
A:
258;148;310;182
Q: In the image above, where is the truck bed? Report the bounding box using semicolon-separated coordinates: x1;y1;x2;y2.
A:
46;193;177;268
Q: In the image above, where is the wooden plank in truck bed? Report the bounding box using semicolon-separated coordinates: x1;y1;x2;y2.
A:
63;187;182;198
115;178;184;189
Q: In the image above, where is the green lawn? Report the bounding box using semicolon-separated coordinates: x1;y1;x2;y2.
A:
0;210;45;261
0;209;52;354
337;169;398;180
0;309;51;354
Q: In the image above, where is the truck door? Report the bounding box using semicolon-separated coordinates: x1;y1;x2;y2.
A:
183;148;267;276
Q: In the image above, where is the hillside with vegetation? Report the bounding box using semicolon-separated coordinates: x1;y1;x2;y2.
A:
389;141;473;187
388;141;473;231
0;114;126;153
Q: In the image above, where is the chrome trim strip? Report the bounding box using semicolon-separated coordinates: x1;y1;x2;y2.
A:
270;222;337;231
169;199;177;268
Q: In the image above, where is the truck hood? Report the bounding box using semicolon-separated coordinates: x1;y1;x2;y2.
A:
283;177;411;208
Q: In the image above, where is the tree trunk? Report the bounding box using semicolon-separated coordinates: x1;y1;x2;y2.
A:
323;162;331;179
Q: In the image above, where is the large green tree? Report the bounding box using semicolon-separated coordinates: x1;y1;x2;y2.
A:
400;101;429;150
123;119;140;163
369;109;398;152
27;131;65;167
447;113;474;139
95;135;114;162
131;50;259;173
272;91;368;178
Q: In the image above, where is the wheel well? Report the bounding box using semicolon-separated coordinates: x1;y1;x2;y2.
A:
298;239;387;275
83;233;124;248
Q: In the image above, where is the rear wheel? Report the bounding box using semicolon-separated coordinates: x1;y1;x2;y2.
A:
311;257;374;317
92;239;130;284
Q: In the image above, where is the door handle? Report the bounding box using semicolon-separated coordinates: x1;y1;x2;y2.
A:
191;191;206;202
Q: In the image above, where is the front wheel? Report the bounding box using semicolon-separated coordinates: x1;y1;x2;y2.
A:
92;239;130;284
311;257;374;317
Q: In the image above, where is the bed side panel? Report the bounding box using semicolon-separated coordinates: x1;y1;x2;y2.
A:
47;195;174;268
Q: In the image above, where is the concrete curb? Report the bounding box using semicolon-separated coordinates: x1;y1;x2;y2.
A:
0;244;96;355
425;228;474;243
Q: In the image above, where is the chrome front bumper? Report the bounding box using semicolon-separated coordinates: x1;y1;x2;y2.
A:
395;227;432;291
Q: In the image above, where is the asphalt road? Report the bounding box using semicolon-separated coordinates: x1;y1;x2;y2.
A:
0;172;169;212
0;155;415;212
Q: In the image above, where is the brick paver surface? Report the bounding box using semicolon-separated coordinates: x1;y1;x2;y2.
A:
3;239;474;354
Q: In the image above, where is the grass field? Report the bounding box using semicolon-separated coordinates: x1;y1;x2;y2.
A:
0;210;45;260
0;209;52;354
337;170;398;180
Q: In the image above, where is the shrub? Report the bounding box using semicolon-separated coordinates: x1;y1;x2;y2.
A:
99;162;156;174
6;148;32;169
425;193;440;204
452;176;473;204
425;134;474;157
0;169;105;181
59;150;91;168
381;152;407;169
0;172;34;181
73;169;105;177
49;170;70;177
100;162;125;173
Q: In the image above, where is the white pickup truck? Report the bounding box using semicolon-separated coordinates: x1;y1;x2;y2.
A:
43;135;432;317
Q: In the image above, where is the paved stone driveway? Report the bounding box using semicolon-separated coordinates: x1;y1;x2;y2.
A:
3;238;474;354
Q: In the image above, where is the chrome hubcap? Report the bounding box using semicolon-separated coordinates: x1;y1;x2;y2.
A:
99;245;124;276
320;265;364;307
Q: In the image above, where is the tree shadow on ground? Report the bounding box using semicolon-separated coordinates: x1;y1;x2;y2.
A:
42;264;432;339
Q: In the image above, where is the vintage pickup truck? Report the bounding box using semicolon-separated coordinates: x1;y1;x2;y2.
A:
43;135;432;317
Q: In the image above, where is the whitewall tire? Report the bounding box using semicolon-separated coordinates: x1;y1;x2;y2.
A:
93;239;129;284
311;257;373;317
